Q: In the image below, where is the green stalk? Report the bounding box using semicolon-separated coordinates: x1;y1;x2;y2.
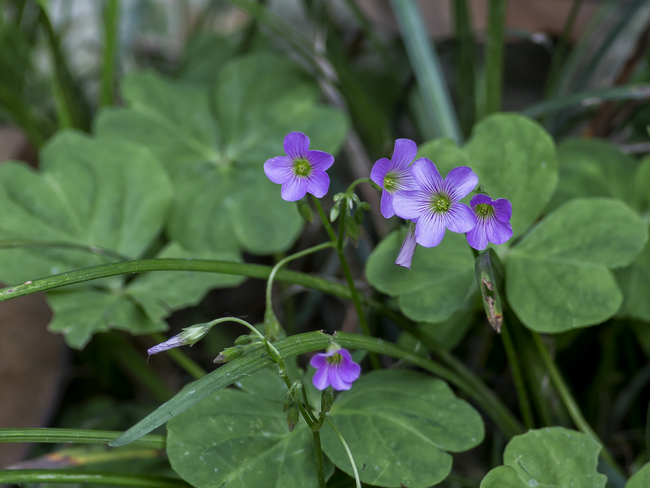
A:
266;242;335;311
100;0;119;107
0;258;353;302
313;197;380;369
112;331;521;447
484;0;507;116
501;322;534;430
312;430;327;488
323;417;361;488
0;470;189;487
390;0;462;142
531;332;621;473
0;428;165;449
149;332;207;380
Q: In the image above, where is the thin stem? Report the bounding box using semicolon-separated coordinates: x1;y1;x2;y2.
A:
484;0;507;116
323;416;361;488
345;177;373;195
0;470;190;487
149;332;207;380
0;428;165;449
313;197;380;369
311;196;338;242
312;430;327;488
0;258;353;303
266;242;335;311
532;332;622;473
100;0;119;107
500;322;534;430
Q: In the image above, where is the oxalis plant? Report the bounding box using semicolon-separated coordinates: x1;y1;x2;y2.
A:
3;1;650;488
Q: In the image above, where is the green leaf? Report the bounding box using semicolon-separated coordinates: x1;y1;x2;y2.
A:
167;379;331;487
481;427;607;488
635;154;650;213
416;138;471;186
627;463;650;487
547;138;638;213
97;53;348;256
178;33;239;87
47;290;164;349
321;370;484;487
480;466;526;488
366;228;475;323
0;131;172;283
465;113;558;238
398;302;474;352
617;242;650;322
507;198;648;333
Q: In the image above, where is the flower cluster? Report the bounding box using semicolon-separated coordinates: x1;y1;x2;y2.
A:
372;139;513;268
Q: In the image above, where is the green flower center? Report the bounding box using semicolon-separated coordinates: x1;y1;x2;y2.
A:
294;158;312;177
326;353;343;365
432;195;451;213
475;203;494;218
383;173;398;193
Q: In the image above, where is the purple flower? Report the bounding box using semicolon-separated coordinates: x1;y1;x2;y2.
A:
393;158;478;247
370;139;418;218
395;224;417;269
466;194;513;250
310;348;361;391
147;323;211;355
264;132;334;201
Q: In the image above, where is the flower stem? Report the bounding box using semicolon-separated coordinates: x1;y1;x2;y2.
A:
0;470;189;487
531;332;622;473
149;332;207;380
0;428;165;449
345;177;374;194
312;430;327;488
500;322;534;430
312;196;380;369
266;242;336;312
323;416;361;488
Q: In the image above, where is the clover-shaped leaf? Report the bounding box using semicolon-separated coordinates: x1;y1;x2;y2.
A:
480;427;607;488
321;370;484;487
97;52;347;256
507;198;648;333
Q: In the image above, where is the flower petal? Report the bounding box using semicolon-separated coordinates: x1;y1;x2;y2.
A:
492;198;512;223
395;227;417;269
281;177;308;201
393;190;430;220
283;132;309;159
444;166;478;201
396;167;418;191
370;158;391;188
486;218;513;245
307;150;334;171
264;156;294;184
415;212;446;247
470;194;492;208
328;366;352;391
411;158;444;194
310;353;328;369
380;190;395;218
391;139;418;169
312;366;330;390
306;171;330;198
466;220;488;250
446;203;477;233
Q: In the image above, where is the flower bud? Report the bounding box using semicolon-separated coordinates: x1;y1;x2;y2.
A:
321;386;334;413
297;199;313;223
213;345;245;364
234;334;254;346
264;308;284;342
147;322;212;355
287;404;300;432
